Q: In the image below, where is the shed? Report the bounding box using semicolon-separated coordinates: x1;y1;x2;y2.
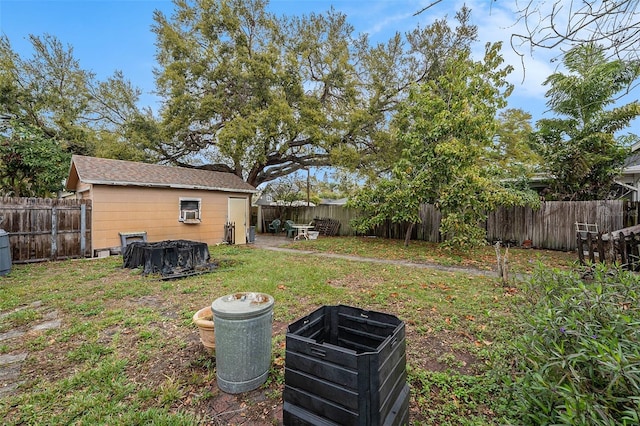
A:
66;155;257;255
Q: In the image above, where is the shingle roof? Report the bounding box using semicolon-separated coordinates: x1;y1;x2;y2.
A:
66;155;256;193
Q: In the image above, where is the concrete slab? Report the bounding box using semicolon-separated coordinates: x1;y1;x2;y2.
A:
31;320;61;332
0;352;28;366
0;330;25;342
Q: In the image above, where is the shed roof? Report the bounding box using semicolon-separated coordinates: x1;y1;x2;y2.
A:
66;155;256;194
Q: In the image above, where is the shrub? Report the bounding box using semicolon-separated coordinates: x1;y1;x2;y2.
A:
510;264;640;425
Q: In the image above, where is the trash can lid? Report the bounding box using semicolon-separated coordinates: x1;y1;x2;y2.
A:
211;292;274;319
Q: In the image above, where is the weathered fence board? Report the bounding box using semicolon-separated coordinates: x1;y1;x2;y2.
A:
487;201;625;251
577;228;640;271
0;197;92;263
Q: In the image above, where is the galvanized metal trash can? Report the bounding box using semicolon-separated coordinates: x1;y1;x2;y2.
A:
212;292;274;393
0;230;11;276
247;226;256;243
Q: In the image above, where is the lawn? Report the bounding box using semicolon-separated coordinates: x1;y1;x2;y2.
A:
283;236;576;274
0;237;578;425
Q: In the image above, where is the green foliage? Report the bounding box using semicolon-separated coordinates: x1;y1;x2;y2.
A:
152;0;337;185
152;1;481;186
531;43;640;200
67;342;113;363
492;108;540;175
0;120;70;197
409;366;511;425
511;265;640;425
349;43;539;248
0;34;149;162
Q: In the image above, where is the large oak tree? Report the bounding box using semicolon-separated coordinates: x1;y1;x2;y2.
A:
151;0;478;187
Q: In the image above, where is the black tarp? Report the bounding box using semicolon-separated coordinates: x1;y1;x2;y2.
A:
123;240;215;278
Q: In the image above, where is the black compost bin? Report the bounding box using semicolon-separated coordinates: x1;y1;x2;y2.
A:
122;240;212;278
284;305;409;426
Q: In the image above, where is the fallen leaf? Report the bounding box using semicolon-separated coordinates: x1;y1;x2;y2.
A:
277;284;286;290
452;394;459;407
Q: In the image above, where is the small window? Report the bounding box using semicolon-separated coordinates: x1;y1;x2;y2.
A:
179;198;201;224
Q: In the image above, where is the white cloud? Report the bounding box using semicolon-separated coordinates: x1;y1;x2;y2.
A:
461;0;559;99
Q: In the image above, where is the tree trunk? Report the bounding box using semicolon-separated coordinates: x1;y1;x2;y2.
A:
502;246;509;284
494;242;502;278
404;223;414;247
494;241;509;285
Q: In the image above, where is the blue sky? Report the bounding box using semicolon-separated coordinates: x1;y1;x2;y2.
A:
1;0;638;135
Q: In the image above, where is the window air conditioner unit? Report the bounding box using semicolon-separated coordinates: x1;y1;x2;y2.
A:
181;209;200;223
183;210;198;220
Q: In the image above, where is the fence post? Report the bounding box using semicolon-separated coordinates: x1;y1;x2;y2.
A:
80;203;86;256
619;232;628;267
225;222;235;244
51;205;58;260
577;232;585;265
630;232;637;271
597;232;605;264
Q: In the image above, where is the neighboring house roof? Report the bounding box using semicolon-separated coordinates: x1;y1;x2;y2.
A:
285;200;316;207
319;198;348;206
622;164;640;175
624;150;640;168
254;193;273;206
66;155;257;194
258;200;316;207
254;194;316;207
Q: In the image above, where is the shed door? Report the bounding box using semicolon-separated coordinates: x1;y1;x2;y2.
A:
228;197;247;244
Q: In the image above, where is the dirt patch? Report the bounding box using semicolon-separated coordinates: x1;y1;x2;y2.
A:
326;272;385;289
406;328;481;376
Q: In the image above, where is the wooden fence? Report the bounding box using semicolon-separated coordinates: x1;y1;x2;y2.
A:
261;205;361;236
0;197;92;263
261;200;633;251
576;225;640;270
486;200;626;251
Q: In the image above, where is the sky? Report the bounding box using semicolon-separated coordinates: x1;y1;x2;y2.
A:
0;0;638;136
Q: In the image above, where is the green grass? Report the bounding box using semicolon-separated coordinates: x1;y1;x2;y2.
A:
0;237;577;424
284;235;576;273
0;308;41;332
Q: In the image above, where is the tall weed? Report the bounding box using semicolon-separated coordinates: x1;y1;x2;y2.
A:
510;265;640;425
